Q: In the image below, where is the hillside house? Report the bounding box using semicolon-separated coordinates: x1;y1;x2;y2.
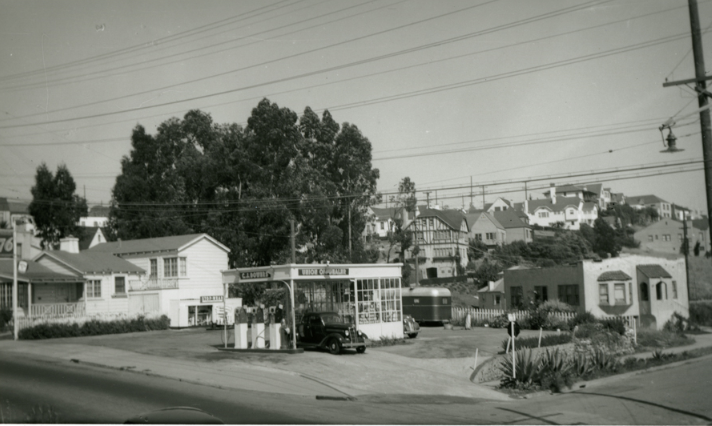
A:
465;211;506;248
627;195;672;219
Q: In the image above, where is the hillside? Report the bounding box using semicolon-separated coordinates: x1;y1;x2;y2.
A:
689;255;712;300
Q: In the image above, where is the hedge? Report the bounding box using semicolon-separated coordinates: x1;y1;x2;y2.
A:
690;301;712;326
18;315;170;340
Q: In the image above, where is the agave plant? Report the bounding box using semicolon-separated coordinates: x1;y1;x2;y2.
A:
539;348;576;392
591;348;619;372
572;352;594;378
498;349;541;390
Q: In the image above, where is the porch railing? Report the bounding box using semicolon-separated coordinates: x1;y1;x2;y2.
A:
128;278;179;291
30;303;85;318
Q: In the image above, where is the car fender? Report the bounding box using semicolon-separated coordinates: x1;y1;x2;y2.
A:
318;332;348;348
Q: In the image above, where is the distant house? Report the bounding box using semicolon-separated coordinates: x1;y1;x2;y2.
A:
517;184;598;230
542;182;609;209
634;219;708;254
627;195;672;219
465;211;506;248
78;227;108;250
671;204;691;221
609;192;626;207
483;198;514;213
692;219;710;252
478;279;505;310
504;254;688;329
0;197;35;231
79;205;110;228
404;208;469;280
365;207;398;239
492;209;532;244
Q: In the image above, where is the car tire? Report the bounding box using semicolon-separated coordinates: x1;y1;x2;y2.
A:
408;333;418;339
356;346;366;354
328;339;342;355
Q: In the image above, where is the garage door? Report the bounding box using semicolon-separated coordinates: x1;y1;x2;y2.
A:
129;294;159;315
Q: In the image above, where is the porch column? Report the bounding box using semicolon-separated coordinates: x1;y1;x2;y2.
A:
27;282;32;318
84;281;87;316
353;279;359;329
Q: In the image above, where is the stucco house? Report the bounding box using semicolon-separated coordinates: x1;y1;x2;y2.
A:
518;184;598;230
404;208;469;280
503;254;688;329
465;211;506;248
89;233;233;327
542;183;610;209
78;205;110;228
634;219;708;254
365;207;398;239
492;209;532;244
478;279;505;310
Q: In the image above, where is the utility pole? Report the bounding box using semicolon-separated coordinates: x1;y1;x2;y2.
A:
481;186;485;209
683;217;691;298
425;191;431;208
663;0;712;258
12;218;18;341
290;219;296;264
524;181;528;201
470;176;474;208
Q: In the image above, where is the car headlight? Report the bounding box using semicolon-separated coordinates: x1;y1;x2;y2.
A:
345;330;350;336
357;330;362;336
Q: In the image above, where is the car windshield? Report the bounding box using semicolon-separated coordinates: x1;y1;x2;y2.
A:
321;314;343;324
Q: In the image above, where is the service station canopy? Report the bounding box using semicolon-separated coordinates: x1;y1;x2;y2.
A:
222;263;404;285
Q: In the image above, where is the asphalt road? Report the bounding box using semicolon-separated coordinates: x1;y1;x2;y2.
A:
2;350;712;424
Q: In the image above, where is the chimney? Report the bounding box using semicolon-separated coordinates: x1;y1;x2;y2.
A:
524;198;529;214
488;281;494;291
59;236;79;254
550;183;556;204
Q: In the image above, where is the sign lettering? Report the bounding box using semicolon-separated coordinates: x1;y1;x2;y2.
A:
201;295;223;303
239;271;271;280
298;268;349;276
0;233;14;258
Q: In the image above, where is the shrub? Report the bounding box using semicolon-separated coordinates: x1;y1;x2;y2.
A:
689;301;712;326
527;308;548;330
572;353;594;378
538;348;576;392
569;311;596;329
537;300;574;314
590;348;619;373
635;329;694;349
663;312;689;334
546;315;571;331
486;314;509;328
0;307;12;331
574;322;605;339
502;333;572;351
19;315;170;340
498;349;540;390
598;317;627;335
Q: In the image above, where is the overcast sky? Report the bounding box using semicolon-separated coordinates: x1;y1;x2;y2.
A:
0;0;710;212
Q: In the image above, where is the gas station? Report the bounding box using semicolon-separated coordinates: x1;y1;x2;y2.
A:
221;263;405;350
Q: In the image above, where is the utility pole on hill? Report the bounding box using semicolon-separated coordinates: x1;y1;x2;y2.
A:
662;0;712;261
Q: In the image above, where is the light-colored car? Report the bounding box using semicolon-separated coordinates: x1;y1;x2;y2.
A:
403;314;420;338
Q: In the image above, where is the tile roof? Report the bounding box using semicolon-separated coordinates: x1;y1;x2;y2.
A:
88;205;110;217
478;278;504;293
0;198;9;212
692;219;709;231
0;259;80;283
89;233;229;255
597;270;632;281
370;207;398;220
636;264;672;279
543;183;602;196
39;250;145;274
627;195;669;206
492;210;529;229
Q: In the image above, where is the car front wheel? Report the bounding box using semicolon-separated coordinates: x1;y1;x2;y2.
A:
328;339;342;355
356;346;366;354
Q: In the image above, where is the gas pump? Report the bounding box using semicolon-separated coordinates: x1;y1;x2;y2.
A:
252;306;265;349
234;307;249;349
268;306;281;350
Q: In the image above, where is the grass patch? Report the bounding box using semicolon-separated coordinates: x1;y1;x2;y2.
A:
369;336;412;347
18;315;170;340
635;329;695;351
0;400;60;424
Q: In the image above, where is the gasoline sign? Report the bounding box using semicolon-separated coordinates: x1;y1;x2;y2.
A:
0;230;14;258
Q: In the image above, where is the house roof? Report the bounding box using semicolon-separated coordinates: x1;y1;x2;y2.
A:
464;212;504;230
582;201;597;212
78;227;106;251
627;195;669;206
525;197;583;214
415;208;467;231
478;278;504;293
37;250;145;274
88;205;110;217
370;207;398;221
693;219;709;231
0;198;9;212
89;233;229;255
597;270;632;281
0;259;80;283
636;264;672;279
543;183;602;196
492;210;529;229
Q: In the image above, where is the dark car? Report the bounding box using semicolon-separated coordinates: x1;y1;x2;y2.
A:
403;314;420;338
296;312;368;354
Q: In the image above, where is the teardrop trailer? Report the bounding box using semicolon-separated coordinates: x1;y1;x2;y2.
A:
221;263;405;354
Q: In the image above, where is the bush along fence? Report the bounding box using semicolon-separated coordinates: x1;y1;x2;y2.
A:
452;307;637;332
17;314;171;340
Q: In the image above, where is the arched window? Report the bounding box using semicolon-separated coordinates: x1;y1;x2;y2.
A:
656;281;667;300
640;282;649;301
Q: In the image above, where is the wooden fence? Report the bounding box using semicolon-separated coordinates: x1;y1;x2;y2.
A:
452;307;638;328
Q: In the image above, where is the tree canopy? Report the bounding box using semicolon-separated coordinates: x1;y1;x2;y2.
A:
28;163;88;248
108;99;381;267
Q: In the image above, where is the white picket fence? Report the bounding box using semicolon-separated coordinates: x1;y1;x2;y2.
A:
451;307;637;328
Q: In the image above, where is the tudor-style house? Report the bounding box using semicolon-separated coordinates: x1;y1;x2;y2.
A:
403;208;469;280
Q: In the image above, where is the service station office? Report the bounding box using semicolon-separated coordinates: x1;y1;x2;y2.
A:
221;263;405;340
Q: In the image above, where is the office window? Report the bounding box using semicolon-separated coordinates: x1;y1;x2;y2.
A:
87;280;101;298
558;284;579;306
672;281;678;299
599;284;609;305
180;257;187;276
115;276;125;294
150;259;157;278
614;283;626;304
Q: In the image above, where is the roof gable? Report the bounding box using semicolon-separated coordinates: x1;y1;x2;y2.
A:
36;250;145;274
416;208;466;231
597;270;632;281
636;264;672;279
89;233;229;255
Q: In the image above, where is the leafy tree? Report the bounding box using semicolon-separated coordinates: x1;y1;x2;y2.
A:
592;217;621;258
468;238;488;260
28;163;88;248
473;259;501;288
386;177;417;280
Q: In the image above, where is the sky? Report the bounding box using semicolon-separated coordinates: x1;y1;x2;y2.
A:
0;0;710;214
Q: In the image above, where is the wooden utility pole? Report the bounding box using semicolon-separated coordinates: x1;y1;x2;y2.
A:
470;176;474;208
481;186;485;209
290;219;296;264
663;0;712;257
683;217;691;298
